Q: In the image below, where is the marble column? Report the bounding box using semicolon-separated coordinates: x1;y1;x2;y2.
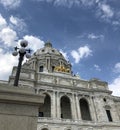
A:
56;91;61;118
71;93;77;120
75;94;81;120
51;91;56;118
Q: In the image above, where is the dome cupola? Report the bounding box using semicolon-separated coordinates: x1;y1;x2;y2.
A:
23;42;72;74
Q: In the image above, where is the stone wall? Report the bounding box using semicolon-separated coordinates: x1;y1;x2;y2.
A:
0;83;44;130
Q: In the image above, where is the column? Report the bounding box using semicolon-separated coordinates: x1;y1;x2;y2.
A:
71;93;77;120
75;94;81;120
89;96;98;122
51;91;56;118
56;91;61;118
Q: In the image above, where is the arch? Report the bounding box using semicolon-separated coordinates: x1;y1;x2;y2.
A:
60;95;72;119
79;98;91;121
39;93;51;117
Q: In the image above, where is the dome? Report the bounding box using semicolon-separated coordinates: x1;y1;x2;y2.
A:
35;42;64;57
23;42;72;74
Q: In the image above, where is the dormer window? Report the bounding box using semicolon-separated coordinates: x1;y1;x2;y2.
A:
39;66;43;72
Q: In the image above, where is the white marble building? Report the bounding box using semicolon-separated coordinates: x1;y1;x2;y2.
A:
8;42;120;130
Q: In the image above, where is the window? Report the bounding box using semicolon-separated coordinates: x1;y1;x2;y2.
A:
39;66;43;72
80;98;91;121
103;98;107;102
52;66;55;72
106;110;112;122
39;112;44;117
38;94;51;117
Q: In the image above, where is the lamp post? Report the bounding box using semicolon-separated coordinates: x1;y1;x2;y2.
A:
12;40;31;86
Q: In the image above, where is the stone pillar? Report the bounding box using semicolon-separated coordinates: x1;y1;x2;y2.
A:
94;96;107;122
71;93;77;120
51;91;56;118
56;91;61;118
75;94;81;120
90;96;98;122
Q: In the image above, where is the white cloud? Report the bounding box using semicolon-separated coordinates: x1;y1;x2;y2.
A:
0;14;45;81
94;64;101;71
88;33;104;40
10;16;18;25
97;3;114;20
80;0;95;6
0;0;21;9
38;0;97;7
109;76;120;96
0;14;7;30
0;27;18;46
54;0;80;7
71;45;92;63
113;62;120;73
23;35;45;52
112;21;120;26
9;16;26;32
60;49;69;61
0;48;17;80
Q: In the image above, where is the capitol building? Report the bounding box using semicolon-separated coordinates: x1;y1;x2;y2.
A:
0;42;120;130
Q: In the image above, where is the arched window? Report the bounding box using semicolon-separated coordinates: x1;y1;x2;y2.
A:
39;94;51;117
79;98;91;121
60;95;72;119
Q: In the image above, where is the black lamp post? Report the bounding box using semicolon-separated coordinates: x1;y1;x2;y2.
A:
12;40;31;86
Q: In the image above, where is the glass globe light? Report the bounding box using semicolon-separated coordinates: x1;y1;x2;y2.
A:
20;40;28;47
12;51;18;56
19;47;26;53
26;53;31;58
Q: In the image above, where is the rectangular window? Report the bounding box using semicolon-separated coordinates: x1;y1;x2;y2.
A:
61;114;63;118
39;112;44;117
39;66;43;72
106;110;112;122
52;66;55;72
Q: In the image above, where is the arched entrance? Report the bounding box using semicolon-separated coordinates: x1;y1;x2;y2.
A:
79;98;91;121
60;95;72;119
39;94;51;117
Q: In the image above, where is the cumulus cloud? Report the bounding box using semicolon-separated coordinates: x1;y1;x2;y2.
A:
88;33;104;40
109;76;120;96
0;14;26;47
0;14;45;81
0;0;21;9
113;62;120;73
0;48;18;80
0;27;18;46
23;35;45;52
71;46;92;63
94;64;101;71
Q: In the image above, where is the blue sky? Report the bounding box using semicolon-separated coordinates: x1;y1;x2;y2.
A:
0;0;120;96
